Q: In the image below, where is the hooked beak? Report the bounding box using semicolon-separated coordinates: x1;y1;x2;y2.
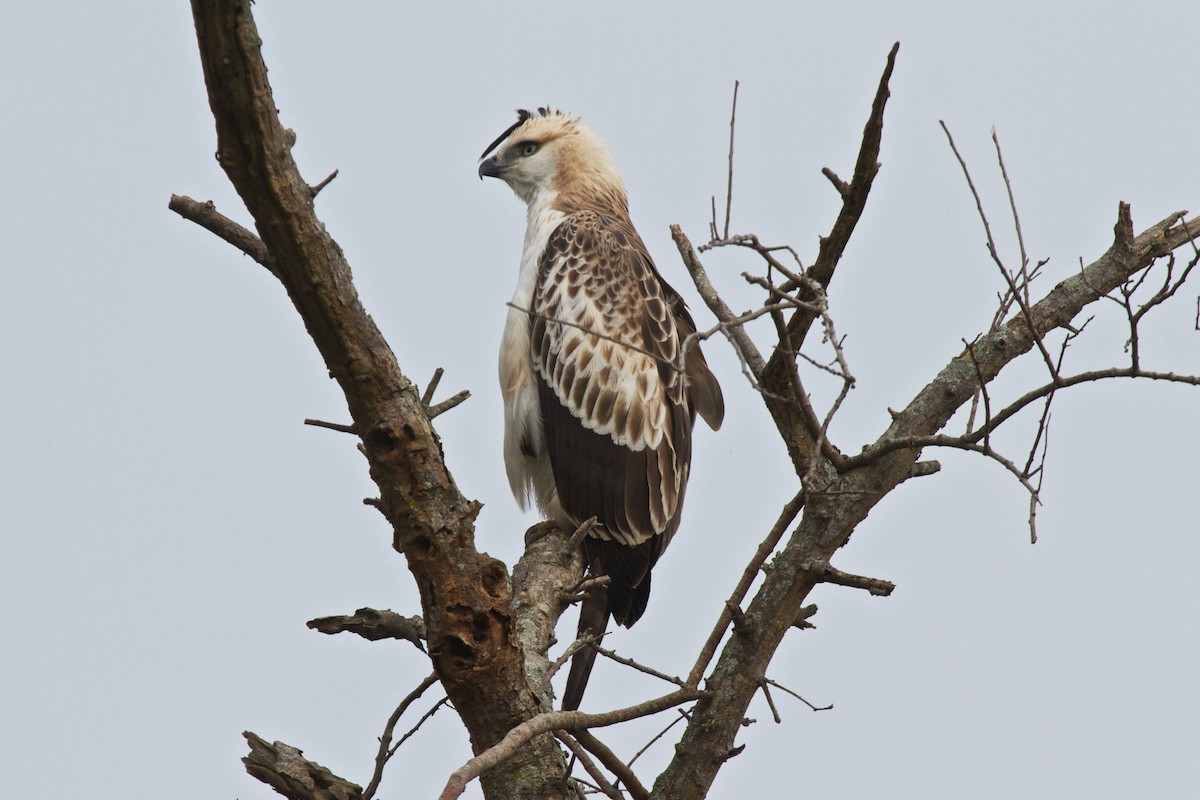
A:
478;156;504;180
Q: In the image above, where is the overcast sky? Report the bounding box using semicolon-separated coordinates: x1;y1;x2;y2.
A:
3;2;1198;799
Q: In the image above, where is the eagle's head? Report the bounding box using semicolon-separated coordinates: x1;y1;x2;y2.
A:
478;108;627;214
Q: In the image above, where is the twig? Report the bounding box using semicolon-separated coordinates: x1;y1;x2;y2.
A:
417;366;470;420
821;167;850;200
716;233;807;280
850;433;1043;499
792;604;819;630
168;194;275;273
808;302;856;478
361;673;439;800
574;728;650;800
556;732;623;800
309;168;339;198
588;640;687;687
724;80;739;240
801;560;894;596
562;575;611;605
764;303;832;463
304;417;357;434
542;636;592;692
1020;324;1079;481
992;129;1030;300
764;678;833;712
392;695;451;752
426;390;471;419
1026;417;1049;544
627;709;689;767
741;273;825;316
680;303;796;400
940;121;1059;381
421;367;444;406
961;338;994;450
1123;231;1200;356
758;679;782;724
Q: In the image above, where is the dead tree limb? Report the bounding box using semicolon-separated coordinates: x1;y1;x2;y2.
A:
242;732;363;800
754;41;898;477
307;608;427;650
656;33;1200;788
179;3;570;798
439;688;704;800
654;200;1200;799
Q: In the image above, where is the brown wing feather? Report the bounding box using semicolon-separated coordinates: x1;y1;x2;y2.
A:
532;210;718;710
658;273;725;432
532;211;691;545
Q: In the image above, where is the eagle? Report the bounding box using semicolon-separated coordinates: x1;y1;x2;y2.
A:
479;109;724;710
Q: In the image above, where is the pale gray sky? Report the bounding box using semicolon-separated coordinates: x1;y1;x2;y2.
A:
3;2;1198;798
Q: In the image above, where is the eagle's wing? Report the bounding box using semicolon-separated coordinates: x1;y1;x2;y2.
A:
532;210;725;711
531;210;694;553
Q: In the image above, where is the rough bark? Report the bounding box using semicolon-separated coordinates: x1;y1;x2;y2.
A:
242;732;363;800
186;3;570;798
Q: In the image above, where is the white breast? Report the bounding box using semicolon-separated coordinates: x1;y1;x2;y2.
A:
498;192;566;515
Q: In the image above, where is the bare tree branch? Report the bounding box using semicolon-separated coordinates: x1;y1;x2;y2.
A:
307;608;426;651
426;389;471;419
629;709;690;768
590;640;689;689
304;418;357;434
763;678;833;713
802;560;895;596
181;3;570;797
438;689;704;800
723;81;739;240
750;41;899;477
242;732;363;800
421;367;445;406
573;728;650;800
845;367;1200;471
168;194;274;273
556;732;624;800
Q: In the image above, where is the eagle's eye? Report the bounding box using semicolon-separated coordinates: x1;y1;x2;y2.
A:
519;141;540;157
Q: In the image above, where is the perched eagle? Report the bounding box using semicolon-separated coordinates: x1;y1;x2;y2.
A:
479;109;724;710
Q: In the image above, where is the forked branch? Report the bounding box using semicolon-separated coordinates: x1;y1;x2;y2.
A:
438;689;705;800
